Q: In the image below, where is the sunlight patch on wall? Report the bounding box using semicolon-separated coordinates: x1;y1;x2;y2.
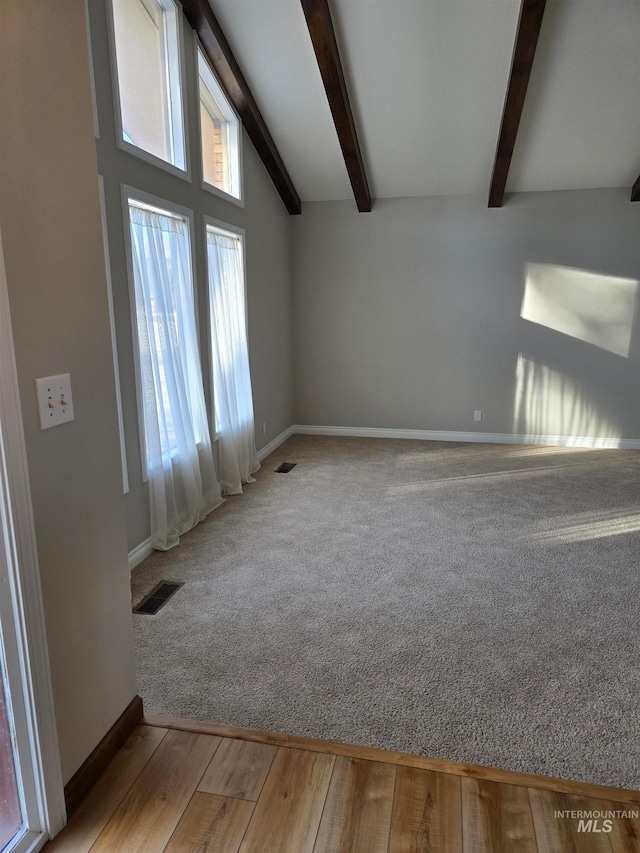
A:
513;355;620;441
522;263;637;358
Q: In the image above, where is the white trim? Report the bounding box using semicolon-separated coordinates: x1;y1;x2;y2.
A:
128;537;153;571
83;0;100;139
106;0;191;181
203;217;245;241
201;182;245;208
0;231;65;845
98;177;129;494
292;425;640;450
121;184;200;483
8;829;47;853
121;186;197;222
257;426;295;462
195;36;244;207
117;139;192;183
201;179;245;208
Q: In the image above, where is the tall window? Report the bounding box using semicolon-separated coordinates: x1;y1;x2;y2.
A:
198;50;241;201
126;194;221;549
111;0;186;171
206;222;258;495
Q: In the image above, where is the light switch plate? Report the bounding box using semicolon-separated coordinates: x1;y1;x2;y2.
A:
35;374;74;430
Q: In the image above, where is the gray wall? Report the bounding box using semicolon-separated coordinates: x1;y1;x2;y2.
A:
0;0;137;782
292;190;640;441
88;0;293;551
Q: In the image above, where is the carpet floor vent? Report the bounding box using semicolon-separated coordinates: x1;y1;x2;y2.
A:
275;462;297;473
133;581;184;615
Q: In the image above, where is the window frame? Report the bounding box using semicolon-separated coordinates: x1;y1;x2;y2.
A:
204;216;248;437
98;176;129;495
196;38;244;207
83;0;100;139
122;185;201;483
107;0;191;182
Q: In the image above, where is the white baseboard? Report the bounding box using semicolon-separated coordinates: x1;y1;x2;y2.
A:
128;537;153;572
292;424;640;450
257;425;295;462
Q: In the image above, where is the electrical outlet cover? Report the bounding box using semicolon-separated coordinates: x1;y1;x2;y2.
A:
35;374;74;430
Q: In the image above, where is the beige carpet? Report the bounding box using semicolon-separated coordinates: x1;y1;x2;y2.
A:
131;435;640;789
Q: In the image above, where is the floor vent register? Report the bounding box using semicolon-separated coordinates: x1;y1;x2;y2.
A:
133;581;184;615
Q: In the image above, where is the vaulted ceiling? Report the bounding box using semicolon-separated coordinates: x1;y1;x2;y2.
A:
202;0;640;209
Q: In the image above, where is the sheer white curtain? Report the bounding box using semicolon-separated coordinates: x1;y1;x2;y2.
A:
130;204;222;550
206;229;259;495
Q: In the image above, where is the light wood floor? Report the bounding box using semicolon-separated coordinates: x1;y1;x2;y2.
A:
45;716;640;852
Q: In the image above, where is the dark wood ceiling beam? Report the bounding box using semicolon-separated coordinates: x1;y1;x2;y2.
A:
631;174;640;202
488;0;547;208
300;0;372;212
178;0;301;215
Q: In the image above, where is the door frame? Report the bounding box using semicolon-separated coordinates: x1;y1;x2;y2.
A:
0;229;65;851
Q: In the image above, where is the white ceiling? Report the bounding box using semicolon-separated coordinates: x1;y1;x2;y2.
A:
212;0;640;203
